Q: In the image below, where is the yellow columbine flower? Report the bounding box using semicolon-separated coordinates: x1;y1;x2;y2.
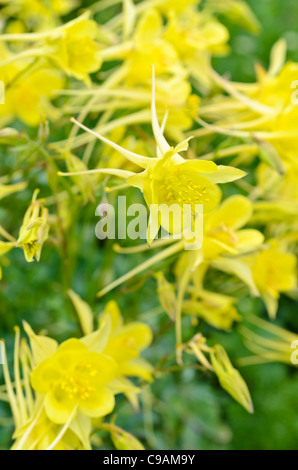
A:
31;338;118;424
164;8;229;59
60;67;246;243
0;68;65;127
121;8;181;85
251;240;297;319
16;190;49;262
1;310;152;450
48;17;102;83
68;291;154;385
161;6;229;91
0;327;94;450
203;195;264;259
173;194;264;302
0;14;101;87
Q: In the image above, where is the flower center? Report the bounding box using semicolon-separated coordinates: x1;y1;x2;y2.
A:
158;171;210;209
60;363;97;401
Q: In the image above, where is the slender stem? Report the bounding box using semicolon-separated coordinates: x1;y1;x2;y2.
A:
0;48;52;67
15;405;44;450
68;66;129;143
0;225;16;242
46;406;78;450
1;341;20;428
100;41;133;60
51;110;152;150
175;269;191;364
6;58;40;89
199;144;258;161
58;167;135;178
113;238;176;254
0;12;89;42
90;0;121;13
13;328;28;425
97;240;185;297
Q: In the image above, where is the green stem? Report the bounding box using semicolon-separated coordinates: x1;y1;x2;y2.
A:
199;143;258;161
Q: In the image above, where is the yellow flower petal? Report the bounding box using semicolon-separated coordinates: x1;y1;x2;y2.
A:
202;165;247;183
45;386;77;424
79;386;115;418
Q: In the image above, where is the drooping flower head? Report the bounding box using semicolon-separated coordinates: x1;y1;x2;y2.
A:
16;189;49;263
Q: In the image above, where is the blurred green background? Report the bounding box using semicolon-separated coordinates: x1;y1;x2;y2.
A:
1;0;298;450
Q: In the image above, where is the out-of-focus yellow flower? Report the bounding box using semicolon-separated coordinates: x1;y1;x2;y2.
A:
154;78;200;138
157;0;198;15
0;43;24;99
3;0;78;27
239;315;298;367
252;159;298;225
48;18;102;83
0;68;65;127
164;9;229;87
16;190;49;262
210;344;254;413
251;240;297;319
203;195;264;259
206;0;261;34
183;290;240;331
200;46;298;163
159;2;230;92
164;8;229;60
123;9;181;85
172;195;263;308
101;300;153;382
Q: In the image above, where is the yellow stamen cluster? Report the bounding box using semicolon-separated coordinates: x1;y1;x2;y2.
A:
158;172;209;208
60;366;97;401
